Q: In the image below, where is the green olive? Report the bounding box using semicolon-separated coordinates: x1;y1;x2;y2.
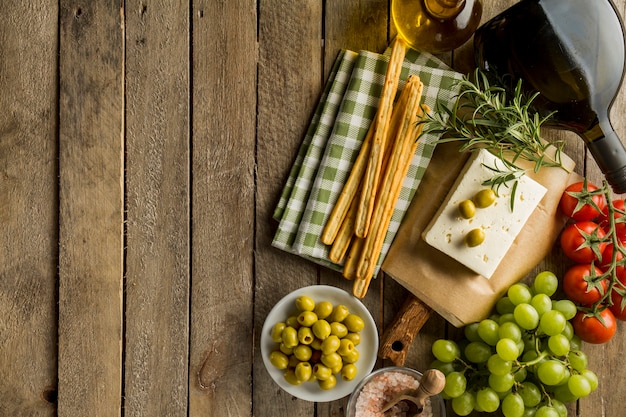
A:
271;322;286;344
343;314;365;333
465;228;486;247
297;311;318;327
459;199;476;219
293;344;312;362
297;327;314;345
321;335;341;355
295;362;312;382
269;350;289;370
285;315;300;329
313;364;332;381
330;322;348;338
474;189;496;208
312;319;331;340
310;338;323;351
281;326;299;348
329;305;350;323
337;338;355;356
314;301;333;319
288;355;300;368
279;343;293;355
345;332;361;346
284;369;302;386
341;363;358;381
342;348;360;364
295;295;316;312
318;374;337;390
321;352;343;369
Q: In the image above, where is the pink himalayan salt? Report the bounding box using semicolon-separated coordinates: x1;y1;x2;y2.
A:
354;371;433;417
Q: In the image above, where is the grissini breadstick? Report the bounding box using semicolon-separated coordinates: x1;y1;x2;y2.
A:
353;78;426;298
354;37;407;238
330;77;415;263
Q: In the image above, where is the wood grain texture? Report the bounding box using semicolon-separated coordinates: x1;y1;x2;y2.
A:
188;1;257;417
0;2;59;416
57;1;124;416
123;1;190;416
254;1;323;416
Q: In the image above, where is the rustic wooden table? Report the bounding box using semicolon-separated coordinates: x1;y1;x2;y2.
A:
2;1;626;416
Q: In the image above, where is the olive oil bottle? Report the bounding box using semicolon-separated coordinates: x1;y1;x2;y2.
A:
474;0;626;193
391;0;483;53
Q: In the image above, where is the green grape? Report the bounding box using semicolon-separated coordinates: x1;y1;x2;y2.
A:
496;338;520;361
535;405;560;417
553;383;578;403
489;372;516;392
552;299;577;320
499;313;516;325
569;335;582;351
513;367;527;382
568;374;592;397
501;392;525;417
451;391;475;416
522;408;538;417
533;271;558;296
530;293;553;316
581;369;599;392
497;296;516;314
444;371;467;398
487;353;513;376
561;321;574;340
430;359;457;376
514;303;540;330
508;283;533;305
476;387;500;413
464;322;481;342
547;334;570;356
432;339;460;363
464;341;493;363
499;321;523;342
477;319;500;345
539;310;566;336
568;350;588;371
550;399;568;417
518;382;542;407
537;360;567;386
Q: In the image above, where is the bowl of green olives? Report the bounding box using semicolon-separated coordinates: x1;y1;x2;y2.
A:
261;285;378;402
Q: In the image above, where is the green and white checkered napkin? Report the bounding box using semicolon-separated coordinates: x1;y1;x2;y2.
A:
272;46;464;276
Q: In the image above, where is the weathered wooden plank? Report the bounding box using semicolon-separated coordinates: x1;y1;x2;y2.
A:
254;0;323;416
123;1;190;416
188;1;257;416
57;1;124;416
319;1;390;415
0;2;59;416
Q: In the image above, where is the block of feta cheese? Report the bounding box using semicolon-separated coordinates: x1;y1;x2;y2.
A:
422;149;547;278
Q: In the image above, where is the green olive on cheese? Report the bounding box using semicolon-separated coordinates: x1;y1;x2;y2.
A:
465;228;486;247
459;199;476;219
474;189;496;208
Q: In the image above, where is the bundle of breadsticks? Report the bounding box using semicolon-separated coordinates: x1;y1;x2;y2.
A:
320;37;430;298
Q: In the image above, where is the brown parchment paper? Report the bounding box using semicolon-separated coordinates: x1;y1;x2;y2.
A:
382;141;582;327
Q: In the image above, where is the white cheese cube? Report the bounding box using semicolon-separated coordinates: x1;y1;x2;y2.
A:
422;149;547;278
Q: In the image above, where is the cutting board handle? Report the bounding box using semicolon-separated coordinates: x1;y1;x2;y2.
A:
378;295;433;366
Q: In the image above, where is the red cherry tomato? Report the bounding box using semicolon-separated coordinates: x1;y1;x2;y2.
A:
599;199;626;240
599;242;626;276
560;221;607;263
559;181;606;221
562;264;609;305
572;309;617;344
609;290;626;321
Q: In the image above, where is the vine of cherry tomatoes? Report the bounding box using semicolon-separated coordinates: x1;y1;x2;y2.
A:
558;179;626;344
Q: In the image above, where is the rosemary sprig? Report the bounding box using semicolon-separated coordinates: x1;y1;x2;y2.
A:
420;69;570;210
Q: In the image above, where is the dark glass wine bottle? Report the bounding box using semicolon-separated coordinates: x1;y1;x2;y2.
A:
473;0;626;193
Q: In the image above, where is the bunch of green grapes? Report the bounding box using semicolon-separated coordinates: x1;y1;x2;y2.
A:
431;271;598;417
268;295;365;390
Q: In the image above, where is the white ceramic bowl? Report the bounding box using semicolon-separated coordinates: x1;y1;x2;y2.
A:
261;285;378;402
345;366;446;417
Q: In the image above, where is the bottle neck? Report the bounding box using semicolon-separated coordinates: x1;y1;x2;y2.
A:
424;0;466;20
